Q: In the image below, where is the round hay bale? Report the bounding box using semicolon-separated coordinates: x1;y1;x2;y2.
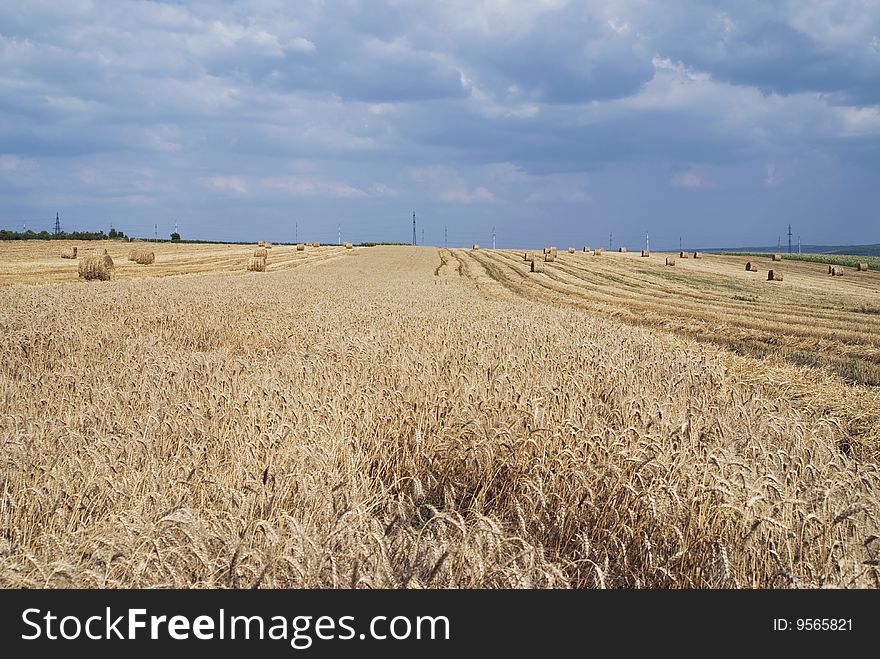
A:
594;248;604;255
472;244;480;250
583;246;590;252
530;259;544;273
60;247;77;259
344;242;353;249
693;252;702;259
247;257;267;272
641;250;650;257
296;243;305;251
679;251;689;258
78;254;114;281
129;247;155;264
772;254;782;261
618;247;627;253
258;241;265;247
254;248;268;258
544;252;555;262
568;247;576;253
768;269;783;281
857;262;869;271
746;262;758;271
665;257;676;266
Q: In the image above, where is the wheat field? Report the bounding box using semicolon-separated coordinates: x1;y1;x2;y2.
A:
1;242;879;588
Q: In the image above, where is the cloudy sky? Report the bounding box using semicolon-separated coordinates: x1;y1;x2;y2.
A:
1;1;879;248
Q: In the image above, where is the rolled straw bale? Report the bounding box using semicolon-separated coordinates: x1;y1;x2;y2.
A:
344;242;353;249
618;247;627;253
857;262;869;271
594;248;604;255
258;241;265;247
641;250;650;257
254;248;268;258
665;257;676;266
772;254;782;261
530;259;544;273
296;243;305;251
78;254;114;281
679;251;689;258
746;262;758;271
472;244;480;250
768;269;783;281
247;257;267;272
568;247;576;254
60;247;77;259
693;252;702;259
133;249;154;265
583;246;590;252
544;252;556;262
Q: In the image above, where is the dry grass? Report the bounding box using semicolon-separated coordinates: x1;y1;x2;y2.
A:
1;245;879;589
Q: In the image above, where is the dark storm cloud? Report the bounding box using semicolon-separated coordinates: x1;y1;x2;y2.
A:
0;1;878;247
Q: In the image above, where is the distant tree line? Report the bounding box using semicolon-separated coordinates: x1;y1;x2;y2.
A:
0;228;128;241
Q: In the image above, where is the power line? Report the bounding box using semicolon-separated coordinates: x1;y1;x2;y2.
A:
412;211;416;246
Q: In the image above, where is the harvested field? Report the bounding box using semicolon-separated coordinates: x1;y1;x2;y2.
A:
1;245;879;590
0;240;348;285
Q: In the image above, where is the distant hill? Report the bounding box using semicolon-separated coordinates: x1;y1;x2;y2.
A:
702;243;880;257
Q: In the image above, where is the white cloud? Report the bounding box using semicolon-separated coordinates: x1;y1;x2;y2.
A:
671;169;711;189
409;165;495;203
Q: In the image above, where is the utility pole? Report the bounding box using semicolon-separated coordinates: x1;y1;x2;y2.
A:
155;223;158;239
338;223;341;246
777;236;781;250
646;233;650;253
295;222;298;243
798;236;801;254
679;236;682;252
787;223;792;254
444;225;447;248
54;212;61;235
609;231;613;250
492;226;496;250
412;211;416;246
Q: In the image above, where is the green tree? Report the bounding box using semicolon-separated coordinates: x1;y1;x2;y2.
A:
170;232;181;241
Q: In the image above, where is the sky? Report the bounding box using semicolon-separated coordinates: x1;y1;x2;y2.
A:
1;1;879;249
